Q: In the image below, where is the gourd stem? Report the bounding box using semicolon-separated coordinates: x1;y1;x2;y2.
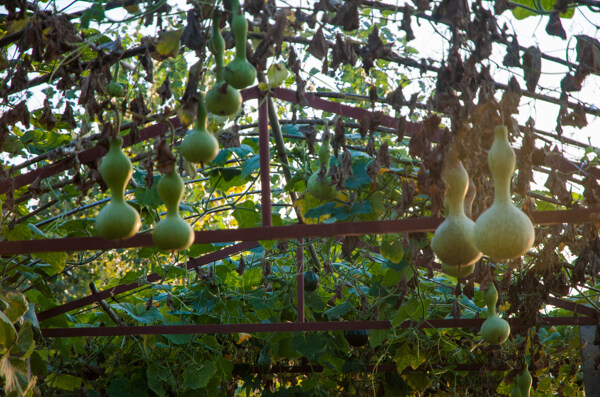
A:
211;12;225;83
195;93;208;131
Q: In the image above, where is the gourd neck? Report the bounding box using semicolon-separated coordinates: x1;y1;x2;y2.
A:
195;93;208;132
212;12;225;83
489;126;515;205
231;0;248;59
443;150;468;217
319;137;331;171
484;283;498;318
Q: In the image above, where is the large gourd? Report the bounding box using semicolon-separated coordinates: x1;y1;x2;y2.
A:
307;134;338;201
224;0;256;89
152;170;195;251
431;149;482;276
480;282;510;345
180;93;219;164
96;137;141;240
473;126;534;260
206;12;242;116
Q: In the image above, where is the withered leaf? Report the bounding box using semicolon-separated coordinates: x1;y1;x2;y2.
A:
401;5;415;41
575;35;600;74
2;100;30;128
155;139;176;174
396;116;406;143
299;124;317;154
139;46;154;83
500;76;521;116
39;98;57;130
503;35;521;67
331;34;357;70
561;104;587;128
560;72;585;93
361;26;385;74
522;46;541;92
409;127;429;158
546;11;566;40
386;85;405;111
332;117;346;158
61;102;76;130
129;93;150;121
330;0;359;31
157;77;172;104
181;9;205;52
378;141;391;168
341;236;359;261
218;127;241;148
237;256;246;275
307;26;328;60
287;47;301;75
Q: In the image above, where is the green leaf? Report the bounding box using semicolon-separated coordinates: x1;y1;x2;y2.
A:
241;155;260;180
324;302;351;320
52;374;83;391
182;361;217;389
9;321;34;358
0;310;17;347
345;157;372;189
391;298;430;327
393;343;426;374
135;186;162;208
232;200;261;228
380;239;404;263
4;292;28;323
31;251;69;275
369;328;388;348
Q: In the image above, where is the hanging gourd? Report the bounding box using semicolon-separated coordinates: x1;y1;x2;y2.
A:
441;262;475;278
224;0;256;89
206;12;242;116
480;282;510;345
431;149;482;277
307;133;338;201
473;125;534;260
516;361;532;397
180;93;219;164
96;136;141;240
152;169;195;251
303;270;320;292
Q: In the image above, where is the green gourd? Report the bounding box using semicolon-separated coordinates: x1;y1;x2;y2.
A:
344;330;369;347
473;126;534;260
206;12;242;116
431;149;482;270
224;0;256;89
303;270;320;292
180;93;219;164
307;135;338;201
152;170;195;251
516;362;532;397
510;386;523;397
96;137;141;240
480;283;510;345
441;262;475;278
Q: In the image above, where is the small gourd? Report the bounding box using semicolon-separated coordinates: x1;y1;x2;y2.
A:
431;149;482;270
480;283;510;345
224;0;256;89
303;270;320;292
96;137;141;240
516;362;532;397
307;134;338;201
152;170;195;251
344;329;369;347
206;12;242;116
180;93;219;164
473;126;534;260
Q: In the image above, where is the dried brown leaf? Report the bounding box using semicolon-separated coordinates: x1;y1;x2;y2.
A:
307;26;328;60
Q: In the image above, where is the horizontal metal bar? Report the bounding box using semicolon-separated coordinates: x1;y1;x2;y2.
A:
546;296;599;318
4;208;600;255
36;241;259;321
247;362;509;374
40;316;597;338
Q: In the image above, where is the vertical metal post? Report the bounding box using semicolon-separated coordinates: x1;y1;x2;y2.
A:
258;91;272;227
297;239;305;323
580;325;600;395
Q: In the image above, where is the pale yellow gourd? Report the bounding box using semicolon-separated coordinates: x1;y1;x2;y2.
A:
431;149;482;272
473;126;534;260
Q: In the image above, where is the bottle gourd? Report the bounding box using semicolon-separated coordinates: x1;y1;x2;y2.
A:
96;137;141;240
307;134;338;201
431;149;482;276
224;0;256;89
480;282;510;345
206;12;242;116
473;126;534;260
180;93;219;164
152;170;195;251
516;362;532;397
